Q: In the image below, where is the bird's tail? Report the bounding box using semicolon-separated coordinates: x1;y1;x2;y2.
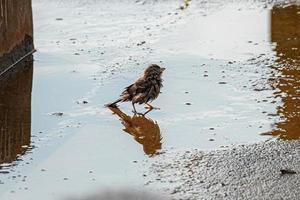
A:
105;98;123;108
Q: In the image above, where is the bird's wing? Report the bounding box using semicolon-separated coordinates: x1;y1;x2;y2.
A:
127;78;152;103
119;77;146;99
135;78;162;103
122;76;160;104
130;77;148;94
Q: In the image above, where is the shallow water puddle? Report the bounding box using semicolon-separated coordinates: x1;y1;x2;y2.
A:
0;1;300;199
153;2;300;142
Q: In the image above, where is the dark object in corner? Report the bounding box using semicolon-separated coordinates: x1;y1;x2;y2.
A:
280;169;297;175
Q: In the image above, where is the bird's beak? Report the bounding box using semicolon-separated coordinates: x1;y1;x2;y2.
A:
161;67;166;72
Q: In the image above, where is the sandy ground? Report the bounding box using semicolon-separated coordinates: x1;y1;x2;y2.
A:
0;0;299;199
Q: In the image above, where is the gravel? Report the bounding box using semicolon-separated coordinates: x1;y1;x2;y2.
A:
145;140;300;200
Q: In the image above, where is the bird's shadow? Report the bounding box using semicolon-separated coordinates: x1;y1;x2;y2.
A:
108;107;162;156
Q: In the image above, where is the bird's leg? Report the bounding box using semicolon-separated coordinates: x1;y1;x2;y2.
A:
132;102;137;114
145;103;160;110
132;102;145;116
142;108;154;116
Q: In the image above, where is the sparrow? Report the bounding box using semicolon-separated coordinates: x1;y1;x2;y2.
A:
106;64;165;114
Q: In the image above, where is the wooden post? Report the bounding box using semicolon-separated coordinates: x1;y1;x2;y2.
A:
0;0;34;73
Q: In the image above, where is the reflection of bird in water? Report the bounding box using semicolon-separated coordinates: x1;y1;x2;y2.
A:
109;107;162;156
106;64;165;115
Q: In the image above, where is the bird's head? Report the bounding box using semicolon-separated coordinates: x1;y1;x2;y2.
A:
144;64;166;77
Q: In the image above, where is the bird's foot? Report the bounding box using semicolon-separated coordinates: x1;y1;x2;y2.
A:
132;110;145;116
144;105;160;110
145;103;160;110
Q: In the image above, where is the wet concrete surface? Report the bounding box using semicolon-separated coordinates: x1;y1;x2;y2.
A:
0;0;300;199
146;140;300;200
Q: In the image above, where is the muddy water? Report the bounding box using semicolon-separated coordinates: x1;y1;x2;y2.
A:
0;0;299;199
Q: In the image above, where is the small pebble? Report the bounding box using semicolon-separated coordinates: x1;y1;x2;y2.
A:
52;112;63;117
137;41;146;46
280;169;296;175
